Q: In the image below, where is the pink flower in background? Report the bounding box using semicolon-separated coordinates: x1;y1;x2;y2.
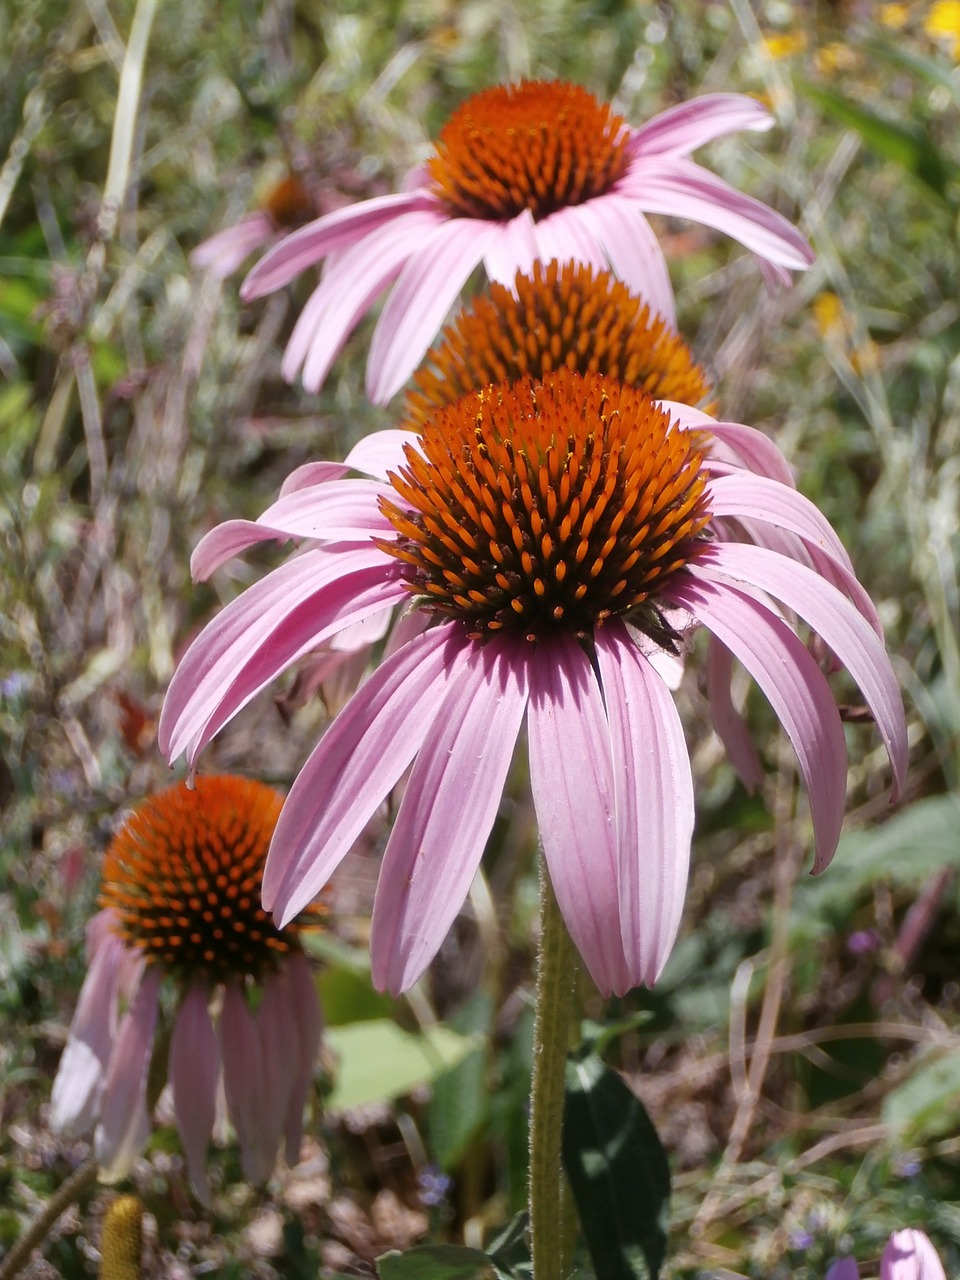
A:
159;370;906;998
192;174;315;280
881;1230;947;1280
826;1230;946;1280
50;776;324;1206
240;81;813;401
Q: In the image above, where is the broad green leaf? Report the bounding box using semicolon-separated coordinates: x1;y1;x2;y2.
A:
882;1052;960;1140
325;1019;476;1112
798;80;960;203
563;1047;670;1280
429;994;493;1170
318;963;394;1027
377;1245;494;1280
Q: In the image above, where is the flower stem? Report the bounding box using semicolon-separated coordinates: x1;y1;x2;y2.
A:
529;858;579;1280
0;1158;98;1280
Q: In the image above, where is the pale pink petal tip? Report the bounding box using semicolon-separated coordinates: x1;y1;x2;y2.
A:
880;1230;946;1280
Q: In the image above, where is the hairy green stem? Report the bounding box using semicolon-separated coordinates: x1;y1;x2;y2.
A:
529;858;579;1280
0;1158;99;1280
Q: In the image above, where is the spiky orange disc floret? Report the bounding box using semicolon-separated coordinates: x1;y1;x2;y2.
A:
427;81;632;222
100;776;322;984
405;262;713;428
379;370;712;642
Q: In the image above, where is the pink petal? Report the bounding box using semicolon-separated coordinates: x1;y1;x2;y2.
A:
256;969;298;1171
264;625;464;921
708;472;854;572
169;982;220;1208
826;1261;860;1280
279;460;350;498
191;519;292;582
191;212;275;279
343;429;420;480
482;209;539;286
625;157;814;270
691;542;907;801
595;622;695;988
285;210;447;391
281;951;323;1166
50;931;125;1135
95;965;162;1180
370;635;528;994
575;196;677;327
526;633;629;996
159;547;407;767
666;574;848;872
240;190;441;298
881;1230;946;1280
254;479;395;542
706;635;765;791
219;982;273;1184
85;907;118;964
630;93;773;157
366;217;499;403
706;421;797;487
534;206;607;276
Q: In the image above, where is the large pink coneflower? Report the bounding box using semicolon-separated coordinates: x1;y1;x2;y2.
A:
159;369;906;998
240;81;813;401
50;776;324;1206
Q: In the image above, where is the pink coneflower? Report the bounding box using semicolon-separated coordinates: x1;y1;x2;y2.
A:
159;369;906;998
50;776;324;1206
191;174;315;280
240;80;814;401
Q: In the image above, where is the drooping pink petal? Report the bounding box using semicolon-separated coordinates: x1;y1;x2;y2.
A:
366;217;500;402
95;964;163;1181
595;622;695;988
190;520;292;582
575;196;677;327
370;635;528;994
709;472;854;571
705;421;797;487
159;547;407;767
706;635;765;791
240;190;441;297
279;460;350;498
255;969;298;1173
284;210;448;391
84;908;118;964
254;479;395;542
482;209;539;286
192;212;275;279
343;429;420;480
526;632;629;996
264;625;465;921
666;575;848;872
169;982;219;1208
219;982;273;1185
534;205;607;277
880;1230;946;1280
281;951;323;1166
50;930;125;1136
691;542;908;800
825;1260;860;1280
630;93;774;158
625;157;814;270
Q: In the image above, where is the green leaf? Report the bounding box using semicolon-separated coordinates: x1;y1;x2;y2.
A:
325;1019;476;1112
797;80;960;203
377;1245;495;1280
563;1047;670;1280
882;1051;960;1141
318;962;394;1027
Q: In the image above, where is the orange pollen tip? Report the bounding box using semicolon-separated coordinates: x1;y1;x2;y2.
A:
426;80;632;222
380;369;712;643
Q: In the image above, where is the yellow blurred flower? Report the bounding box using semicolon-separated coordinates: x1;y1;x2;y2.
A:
925;1;960;57
878;3;910;29
763;30;808;59
815;41;860;74
813;291;847;341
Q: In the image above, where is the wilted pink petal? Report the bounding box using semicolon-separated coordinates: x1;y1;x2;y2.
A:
192;211;275;280
220;982;274;1185
169;983;220;1208
95;965;162;1181
281;950;323;1166
825;1259;860;1280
